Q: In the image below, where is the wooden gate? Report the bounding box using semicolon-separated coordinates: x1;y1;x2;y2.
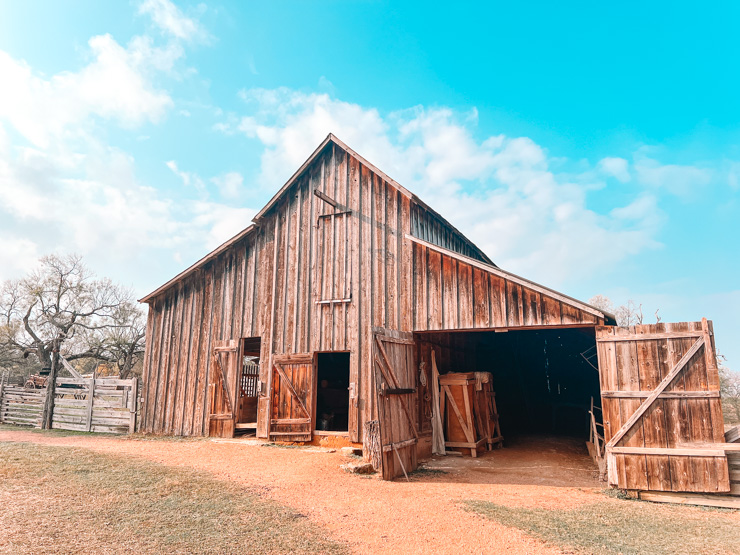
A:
373;327;418;480
208;340;239;438
596;319;730;492
269;353;314;442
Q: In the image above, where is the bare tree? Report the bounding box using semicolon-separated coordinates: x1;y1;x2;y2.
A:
718;352;740;425
588;294;615;314
0;254;144;427
615;300;644;327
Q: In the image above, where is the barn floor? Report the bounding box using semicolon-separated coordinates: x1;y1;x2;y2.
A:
423;435;601;487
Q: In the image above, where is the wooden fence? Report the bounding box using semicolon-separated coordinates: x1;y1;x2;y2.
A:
0;383;45;427
0;376;139;434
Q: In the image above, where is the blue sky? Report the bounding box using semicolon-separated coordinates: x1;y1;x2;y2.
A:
0;1;738;366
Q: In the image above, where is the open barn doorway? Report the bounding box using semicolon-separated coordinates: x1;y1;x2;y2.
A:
416;327;602;480
235;337;261;436
315;352;351;433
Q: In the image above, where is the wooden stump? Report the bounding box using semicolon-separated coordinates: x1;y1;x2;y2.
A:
363;420;382;470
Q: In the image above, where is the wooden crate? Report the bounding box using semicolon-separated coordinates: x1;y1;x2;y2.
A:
439;372;502;457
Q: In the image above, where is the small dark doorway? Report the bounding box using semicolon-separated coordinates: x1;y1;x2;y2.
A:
315;352;350;432
236;337;261;435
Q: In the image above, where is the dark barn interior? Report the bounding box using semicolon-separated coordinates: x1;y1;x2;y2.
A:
416;327;601;444
315;352;351;432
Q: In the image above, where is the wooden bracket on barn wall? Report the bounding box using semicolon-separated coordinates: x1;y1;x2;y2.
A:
597;319;732;494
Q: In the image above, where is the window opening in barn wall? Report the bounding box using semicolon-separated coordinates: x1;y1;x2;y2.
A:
235;336;261;436
315;352;351;432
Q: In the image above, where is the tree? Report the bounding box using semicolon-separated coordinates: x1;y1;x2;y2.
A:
588;295;648;327
0;254;145;426
718;353;740;425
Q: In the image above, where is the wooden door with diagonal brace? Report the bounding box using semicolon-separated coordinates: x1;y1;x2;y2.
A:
373;327;419;480
208;340;239;438
269;353;314;442
596;319;730;492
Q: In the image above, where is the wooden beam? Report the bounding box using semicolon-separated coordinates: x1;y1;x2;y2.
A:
313;189;338;208
405;234;606;320
59;356;83;380
638;491;740;510
315;298;352;305
610;446;726;457
381;437;417;453
606;336;704;449
596;331;703;342
600;390;720;399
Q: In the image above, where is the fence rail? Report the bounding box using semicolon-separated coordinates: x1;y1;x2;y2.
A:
0;375;139;434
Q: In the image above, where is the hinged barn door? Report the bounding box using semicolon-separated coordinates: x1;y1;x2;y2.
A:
269;353;314;442
373;327;419;480
596;319;730;492
208;340;239;438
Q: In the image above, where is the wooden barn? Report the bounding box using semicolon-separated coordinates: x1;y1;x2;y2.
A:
139;134;738;503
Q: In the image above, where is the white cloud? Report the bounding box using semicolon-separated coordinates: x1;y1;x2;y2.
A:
598;157;630;182
211;172;244;199
219;89;664;286
166;159;205;191
0;9;253;290
634;154;713;197
0;36;175;148
138;0;205;42
0;235;39;278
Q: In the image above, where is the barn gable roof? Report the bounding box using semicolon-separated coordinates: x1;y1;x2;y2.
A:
140;134;612;324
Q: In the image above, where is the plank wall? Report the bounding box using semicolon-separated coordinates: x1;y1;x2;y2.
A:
140;231;268;436
140;138;606;441
410;242;603;332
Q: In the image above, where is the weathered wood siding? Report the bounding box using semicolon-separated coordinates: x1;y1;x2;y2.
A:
410;241;603;332
410;203;490;263
140;138;606;441
597;321;729;493
140;231;267;436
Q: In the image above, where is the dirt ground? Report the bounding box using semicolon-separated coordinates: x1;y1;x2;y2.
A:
0;430;630;553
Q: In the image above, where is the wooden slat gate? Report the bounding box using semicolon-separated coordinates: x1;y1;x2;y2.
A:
208;340;239;438
596;319;730;492
269;353;314;442
373;327;418;480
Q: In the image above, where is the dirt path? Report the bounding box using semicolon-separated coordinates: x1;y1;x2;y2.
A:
1;430;603;554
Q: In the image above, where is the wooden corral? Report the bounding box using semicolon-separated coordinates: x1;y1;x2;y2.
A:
0;376;138;434
139;134;730;493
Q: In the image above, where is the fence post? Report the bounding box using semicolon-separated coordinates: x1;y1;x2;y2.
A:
85;377;96;432
0;371;6;423
129;377;138;434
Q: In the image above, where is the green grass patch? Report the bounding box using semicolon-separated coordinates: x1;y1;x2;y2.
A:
409;466;448;480
0;423;112;438
0;441;346;554
463;496;740;555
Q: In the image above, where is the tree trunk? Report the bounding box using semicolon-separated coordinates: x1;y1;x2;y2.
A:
42;341;60;429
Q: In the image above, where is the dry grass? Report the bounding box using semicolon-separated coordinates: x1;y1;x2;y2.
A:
0;441;345;555
464;493;740;555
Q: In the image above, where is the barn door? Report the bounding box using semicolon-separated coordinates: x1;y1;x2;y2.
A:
208;340;239;438
596;319;730;493
373;327;419;480
269;353;314;442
